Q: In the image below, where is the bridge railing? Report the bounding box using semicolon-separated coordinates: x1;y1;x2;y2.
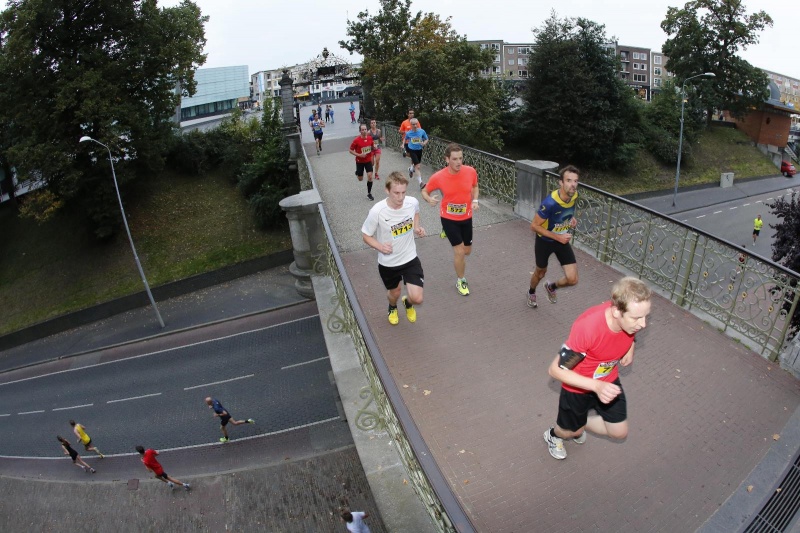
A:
381;121;516;205
545;171;800;361
298;148;474;533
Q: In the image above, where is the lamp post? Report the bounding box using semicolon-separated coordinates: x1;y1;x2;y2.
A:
672;72;716;207
79;136;165;328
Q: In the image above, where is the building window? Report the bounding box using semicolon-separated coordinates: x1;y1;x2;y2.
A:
518;70;528;78
518;58;527;65
492;66;500;74
654;67;662;75
620;52;628;61
653;78;662;87
490;43;499;50
518;47;530;54
508;59;515;65
494;55;500;63
633;63;639;70
654;55;662;64
633;74;646;82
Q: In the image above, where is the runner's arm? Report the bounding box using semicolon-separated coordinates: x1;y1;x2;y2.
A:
362;232;392;255
548;355;621;403
531;213;570;244
420;187;439;206
413;212;425;237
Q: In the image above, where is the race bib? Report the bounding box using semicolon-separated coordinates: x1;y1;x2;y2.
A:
593;361;618;379
391;218;413;239
446;203;467;215
360;145;372;156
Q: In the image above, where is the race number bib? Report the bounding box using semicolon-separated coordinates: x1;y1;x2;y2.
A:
593;361;618;379
391;218;413;239
446;203;467;216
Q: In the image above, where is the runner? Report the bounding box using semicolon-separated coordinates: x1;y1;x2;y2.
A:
361;172;426;325
350;123;377;201
752;214;763;244
398;109;420;158
135;445;191;491
543;277;652;460
349;101;356;124
368;119;385;180
205;396;255;442
69;420;104;458
310;113;325;156
527;165;580;308
404;118;429;189
421;143;479;296
58;436;96;473
341;511;371;532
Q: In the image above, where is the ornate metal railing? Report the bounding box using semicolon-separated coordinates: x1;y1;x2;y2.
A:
297;148;474;532
546;171;800;360
380;121;516;205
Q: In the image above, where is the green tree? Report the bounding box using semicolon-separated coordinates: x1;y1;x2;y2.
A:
521;12;640;169
661;0;772;122
0;0;207;239
766;193;800;337
641;79;707;165
340;0;508;152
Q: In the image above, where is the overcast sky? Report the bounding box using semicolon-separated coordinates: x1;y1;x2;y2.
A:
0;0;795;78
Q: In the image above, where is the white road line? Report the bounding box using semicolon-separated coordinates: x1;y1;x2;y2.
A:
106;392;161;404
184;374;254;391
18;410;45;415
0;315;319;388
713;211;722;214
0;414;11;417
767;198;773;201
729;206;737;210
696;215;706;218
756;200;763;203
52;403;93;412
281;356;329;370
0;416;341;459
743;203;750;206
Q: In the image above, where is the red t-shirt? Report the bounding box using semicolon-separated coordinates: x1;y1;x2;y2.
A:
562;302;634;394
350;135;374;163
142;449;164;475
424;165;479;220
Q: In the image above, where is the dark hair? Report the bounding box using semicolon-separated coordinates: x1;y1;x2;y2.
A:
444;143;463;158
135;445;145;454
69;420;76;426
57;436;67;444
559;165;580;180
341;512;353;522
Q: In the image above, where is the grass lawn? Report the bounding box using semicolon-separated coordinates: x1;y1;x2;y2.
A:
0;170;290;336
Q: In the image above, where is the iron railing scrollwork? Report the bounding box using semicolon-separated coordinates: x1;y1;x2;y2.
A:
380;121;516;205
545;171;800;360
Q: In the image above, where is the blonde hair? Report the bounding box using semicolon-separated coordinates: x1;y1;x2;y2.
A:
611;277;652;313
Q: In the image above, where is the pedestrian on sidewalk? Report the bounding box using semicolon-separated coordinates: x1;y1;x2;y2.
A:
398;109;419;158
341;511;371;532
361;172;426;326
753;214;763;244
421;143;478;297
325;105;331;123
57;436;95;473
135;445;191;491
205;396;255;442
543;277;652;460
69;420;104;458
350;123;377;201
329;105;335;123
349;101;356;123
528;165;580;308
368;119;384;180
403;118;429;189
310;113;325;155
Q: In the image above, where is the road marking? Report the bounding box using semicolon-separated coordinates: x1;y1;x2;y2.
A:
18;410;45;415
281;356;329;370
743;203;750;206
696;215;706;218
0;414;11;417
729;206;737;210
756;200;762;203
713;211;722;214
107;392;161;404
767;198;773;201
0;416;342;459
0;315;319;388
52;403;93;412
184;374;254;391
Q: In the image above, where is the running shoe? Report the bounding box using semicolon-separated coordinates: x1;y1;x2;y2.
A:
573;432;586;445
247;419;255;424
90;468;96;473
220;437;229;443
527;291;538;308
544;428;566;460
439;228;447;239
545;281;557;304
408;166;414;179
168;482;175;490
388;306;399;325
183;483;191;491
374;173;380;180
402;296;416;323
456;279;470;296
367;193;374;201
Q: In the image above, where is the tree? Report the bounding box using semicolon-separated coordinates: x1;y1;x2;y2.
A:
0;0;207;239
521;12;640;170
340;0;508;152
767;193;800;337
661;0;772;122
641;80;707;165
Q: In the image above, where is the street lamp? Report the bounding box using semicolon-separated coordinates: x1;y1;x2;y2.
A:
79;136;165;328
672;72;716;207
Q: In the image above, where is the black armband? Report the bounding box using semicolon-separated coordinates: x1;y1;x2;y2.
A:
558;344;586;370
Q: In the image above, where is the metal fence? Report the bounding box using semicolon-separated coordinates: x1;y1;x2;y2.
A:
546;171;800;360
380;122;516;205
298;149;474;532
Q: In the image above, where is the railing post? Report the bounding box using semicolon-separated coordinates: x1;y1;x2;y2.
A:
773;285;800;361
600;203;615;263
279;189;324;298
676;232;699;307
514;160;558;221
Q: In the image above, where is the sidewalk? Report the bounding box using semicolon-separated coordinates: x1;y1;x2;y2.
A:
312;139;800;532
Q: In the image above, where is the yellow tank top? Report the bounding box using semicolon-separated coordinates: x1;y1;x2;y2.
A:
75;424;90;444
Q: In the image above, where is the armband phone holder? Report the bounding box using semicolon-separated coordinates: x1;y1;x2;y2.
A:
558;345;586;370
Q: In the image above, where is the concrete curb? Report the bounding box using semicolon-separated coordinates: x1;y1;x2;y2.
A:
311;274;436;533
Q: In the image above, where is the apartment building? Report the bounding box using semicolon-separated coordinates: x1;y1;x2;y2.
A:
470;39;535;81
650;51;674;97
616;44;651;100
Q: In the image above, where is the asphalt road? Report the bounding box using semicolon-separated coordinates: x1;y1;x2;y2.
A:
0;304;339;459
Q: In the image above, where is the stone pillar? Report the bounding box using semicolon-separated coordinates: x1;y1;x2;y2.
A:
279;70;302;187
515;160;559;221
279;189;323;298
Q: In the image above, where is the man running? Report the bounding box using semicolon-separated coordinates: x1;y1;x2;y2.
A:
421;143;479;296
368;119;385;180
69;420;104;458
398;109;419;158
543;277;652;460
362;172;426;325
752;214;763;244
528;165;580;308
350;123;377;201
135;445;191;491
205;397;255;443
404;119;429;189
310;112;325;155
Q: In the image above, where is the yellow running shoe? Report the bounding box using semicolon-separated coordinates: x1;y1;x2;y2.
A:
456;278;470;296
402;296;416;323
388;306;399;325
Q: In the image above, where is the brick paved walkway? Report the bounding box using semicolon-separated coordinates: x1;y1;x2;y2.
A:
312;138;800;532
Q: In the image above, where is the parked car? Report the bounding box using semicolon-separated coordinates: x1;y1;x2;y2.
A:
781;160;796;177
